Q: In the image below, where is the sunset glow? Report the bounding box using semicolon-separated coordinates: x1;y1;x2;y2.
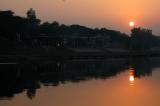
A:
1;0;160;34
1;1;160;106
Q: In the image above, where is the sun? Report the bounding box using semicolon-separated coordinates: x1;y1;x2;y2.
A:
129;21;135;27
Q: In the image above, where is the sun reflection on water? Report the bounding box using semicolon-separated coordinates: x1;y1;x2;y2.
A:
129;68;135;85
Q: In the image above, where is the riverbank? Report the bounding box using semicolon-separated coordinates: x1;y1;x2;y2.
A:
0;47;160;62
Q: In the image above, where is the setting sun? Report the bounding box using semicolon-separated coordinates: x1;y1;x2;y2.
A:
129;21;135;27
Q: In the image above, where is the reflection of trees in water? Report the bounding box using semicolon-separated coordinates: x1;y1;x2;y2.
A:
0;58;159;99
131;58;156;78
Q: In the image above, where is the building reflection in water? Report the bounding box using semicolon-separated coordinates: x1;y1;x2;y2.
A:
129;68;135;85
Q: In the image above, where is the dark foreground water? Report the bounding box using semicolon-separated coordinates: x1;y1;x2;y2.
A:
0;57;160;106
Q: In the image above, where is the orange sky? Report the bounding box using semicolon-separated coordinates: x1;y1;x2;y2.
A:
0;0;160;34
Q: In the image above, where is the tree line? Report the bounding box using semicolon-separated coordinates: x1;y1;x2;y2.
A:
0;9;160;53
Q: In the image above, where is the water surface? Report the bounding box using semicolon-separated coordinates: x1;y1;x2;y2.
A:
0;58;160;106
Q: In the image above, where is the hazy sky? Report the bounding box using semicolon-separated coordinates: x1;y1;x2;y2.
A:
0;0;160;34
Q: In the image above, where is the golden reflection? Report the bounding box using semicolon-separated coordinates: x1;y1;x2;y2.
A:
129;68;135;85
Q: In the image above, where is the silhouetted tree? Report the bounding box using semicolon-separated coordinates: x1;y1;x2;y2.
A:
130;27;153;50
27;8;36;20
2;9;160;54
